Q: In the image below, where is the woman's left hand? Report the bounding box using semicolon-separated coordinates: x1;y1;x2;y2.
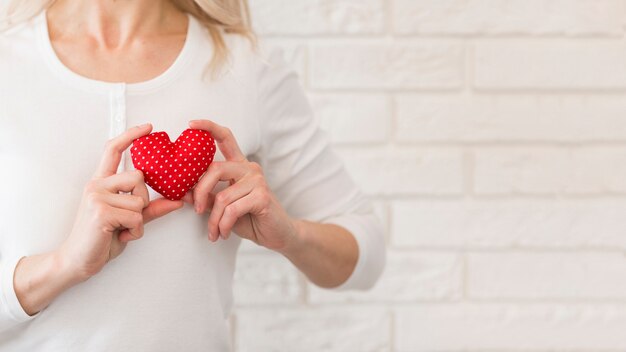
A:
184;119;299;251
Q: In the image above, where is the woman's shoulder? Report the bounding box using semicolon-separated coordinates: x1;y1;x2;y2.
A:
0;15;40;60
1;13;40;40
222;32;291;78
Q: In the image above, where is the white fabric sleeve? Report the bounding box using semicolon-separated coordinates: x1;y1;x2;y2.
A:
253;45;386;290
1;254;37;332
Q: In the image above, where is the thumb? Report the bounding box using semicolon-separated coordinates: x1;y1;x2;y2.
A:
118;198;184;242
143;198;185;224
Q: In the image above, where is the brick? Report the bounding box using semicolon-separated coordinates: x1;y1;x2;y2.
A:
475;40;626;89
396;94;626;143
249;0;385;35
396;304;626;350
235;307;390;351
474;147;626;195
310;41;464;90
233;5;626;350
336;148;464;196
309;93;391;144
468;252;626;299
392;199;626;249
233;253;302;305
394;0;625;35
308;251;462;303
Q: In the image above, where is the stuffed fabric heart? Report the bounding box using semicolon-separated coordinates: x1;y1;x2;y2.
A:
130;129;216;201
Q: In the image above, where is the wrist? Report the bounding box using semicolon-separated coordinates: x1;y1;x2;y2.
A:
52;249;90;286
53;247;93;285
275;218;308;259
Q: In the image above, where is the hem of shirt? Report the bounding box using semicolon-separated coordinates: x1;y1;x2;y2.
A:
1;255;39;323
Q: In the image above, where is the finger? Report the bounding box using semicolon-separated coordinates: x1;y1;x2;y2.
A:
188;120;246;162
143;198;184;224
182;191;194;205
208;179;255;241
117;230;135;245
193;161;249;214
191;192;216;213
119;198;184;242
109;232;128;260
108;207;144;241
118;198;183;242
99;193;145;213
94;123;153;178
100;170;150;207
182;191;214;210
217;193;257;241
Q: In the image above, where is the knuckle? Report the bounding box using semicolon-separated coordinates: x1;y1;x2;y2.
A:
131;212;144;227
248;161;262;173
208;162;220;173
224;204;237;218
93;204;109;220
132;169;144;182
251;173;265;185
257;184;270;196
256;188;271;206
104;139;119;153
84;180;99;193
214;192;228;205
85;192;100;206
131;196;145;209
131;230;144;240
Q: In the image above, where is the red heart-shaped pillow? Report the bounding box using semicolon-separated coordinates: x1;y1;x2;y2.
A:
130;129;216;201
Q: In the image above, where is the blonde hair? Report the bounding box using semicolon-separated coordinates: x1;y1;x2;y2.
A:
0;0;256;78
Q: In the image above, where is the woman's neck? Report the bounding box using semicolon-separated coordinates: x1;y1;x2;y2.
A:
47;0;186;50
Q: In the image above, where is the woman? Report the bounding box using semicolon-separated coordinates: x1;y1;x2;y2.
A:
0;0;385;350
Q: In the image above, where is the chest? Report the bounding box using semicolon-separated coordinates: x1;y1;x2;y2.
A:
0;75;259;253
49;35;187;84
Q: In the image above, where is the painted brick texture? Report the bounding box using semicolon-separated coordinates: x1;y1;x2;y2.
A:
233;1;626;350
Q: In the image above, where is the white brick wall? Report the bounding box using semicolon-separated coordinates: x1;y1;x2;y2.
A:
235;1;626;350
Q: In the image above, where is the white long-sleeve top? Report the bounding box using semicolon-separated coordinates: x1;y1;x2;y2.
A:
0;10;385;351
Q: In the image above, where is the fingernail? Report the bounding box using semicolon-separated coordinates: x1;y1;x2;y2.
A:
138;123;150;128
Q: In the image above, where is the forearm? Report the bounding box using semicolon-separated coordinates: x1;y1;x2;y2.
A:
277;220;358;288
13;251;83;316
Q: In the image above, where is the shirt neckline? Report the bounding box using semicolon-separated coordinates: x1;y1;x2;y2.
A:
35;9;201;95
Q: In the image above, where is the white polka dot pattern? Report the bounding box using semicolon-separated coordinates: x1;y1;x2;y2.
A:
130;128;216;201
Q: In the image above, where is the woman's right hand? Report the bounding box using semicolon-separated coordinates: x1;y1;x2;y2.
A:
58;123;184;280
14;124;184;315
